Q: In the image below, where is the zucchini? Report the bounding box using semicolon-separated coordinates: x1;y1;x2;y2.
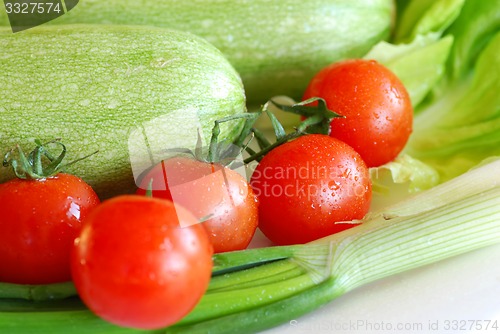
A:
0;25;246;198
0;0;394;106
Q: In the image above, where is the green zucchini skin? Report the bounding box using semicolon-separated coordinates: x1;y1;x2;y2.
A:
0;25;246;198
0;0;394;105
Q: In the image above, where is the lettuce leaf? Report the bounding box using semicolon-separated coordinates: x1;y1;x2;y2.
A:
370;154;439;193
364;33;453;108
394;0;465;43
369;154;440;210
407;32;500;181
446;0;500;78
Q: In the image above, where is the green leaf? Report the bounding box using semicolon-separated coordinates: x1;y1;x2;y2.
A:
377;0;500;185
445;0;500;78
370;154;440;209
394;0;465;43
365;34;453;107
370;154;440;193
407;32;500;181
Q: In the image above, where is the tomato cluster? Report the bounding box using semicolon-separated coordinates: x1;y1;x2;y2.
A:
251;59;412;245
0;58;412;330
0;142;217;330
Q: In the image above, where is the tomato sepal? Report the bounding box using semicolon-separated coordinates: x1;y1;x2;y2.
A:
3;138;97;180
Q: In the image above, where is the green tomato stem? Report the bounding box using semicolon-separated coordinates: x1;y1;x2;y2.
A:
2;139;97;180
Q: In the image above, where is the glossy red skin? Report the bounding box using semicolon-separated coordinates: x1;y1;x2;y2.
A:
0;173;100;284
71;195;213;330
136;157;258;253
250;134;371;245
303;59;413;167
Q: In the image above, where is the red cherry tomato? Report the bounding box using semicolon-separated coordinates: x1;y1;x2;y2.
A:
71;195;213;330
136;156;258;253
303;59;413;167
250;134;371;245
0;174;100;284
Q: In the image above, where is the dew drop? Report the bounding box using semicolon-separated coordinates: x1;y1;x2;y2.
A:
328;181;340;190
343;168;352;178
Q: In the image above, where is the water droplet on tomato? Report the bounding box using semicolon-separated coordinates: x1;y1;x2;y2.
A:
343;168;352;178
66;202;81;220
328;181;340;191
391;86;401;99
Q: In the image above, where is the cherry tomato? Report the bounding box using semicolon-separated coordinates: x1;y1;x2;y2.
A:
136;156;258;253
71;195;213;330
250;134;371;245
0;173;100;285
303;59;413;167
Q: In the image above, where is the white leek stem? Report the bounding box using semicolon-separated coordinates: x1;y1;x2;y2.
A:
303;159;500;291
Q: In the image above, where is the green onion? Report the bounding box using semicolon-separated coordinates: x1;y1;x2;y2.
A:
0;159;499;333
0;308;156;334
0;281;76;302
